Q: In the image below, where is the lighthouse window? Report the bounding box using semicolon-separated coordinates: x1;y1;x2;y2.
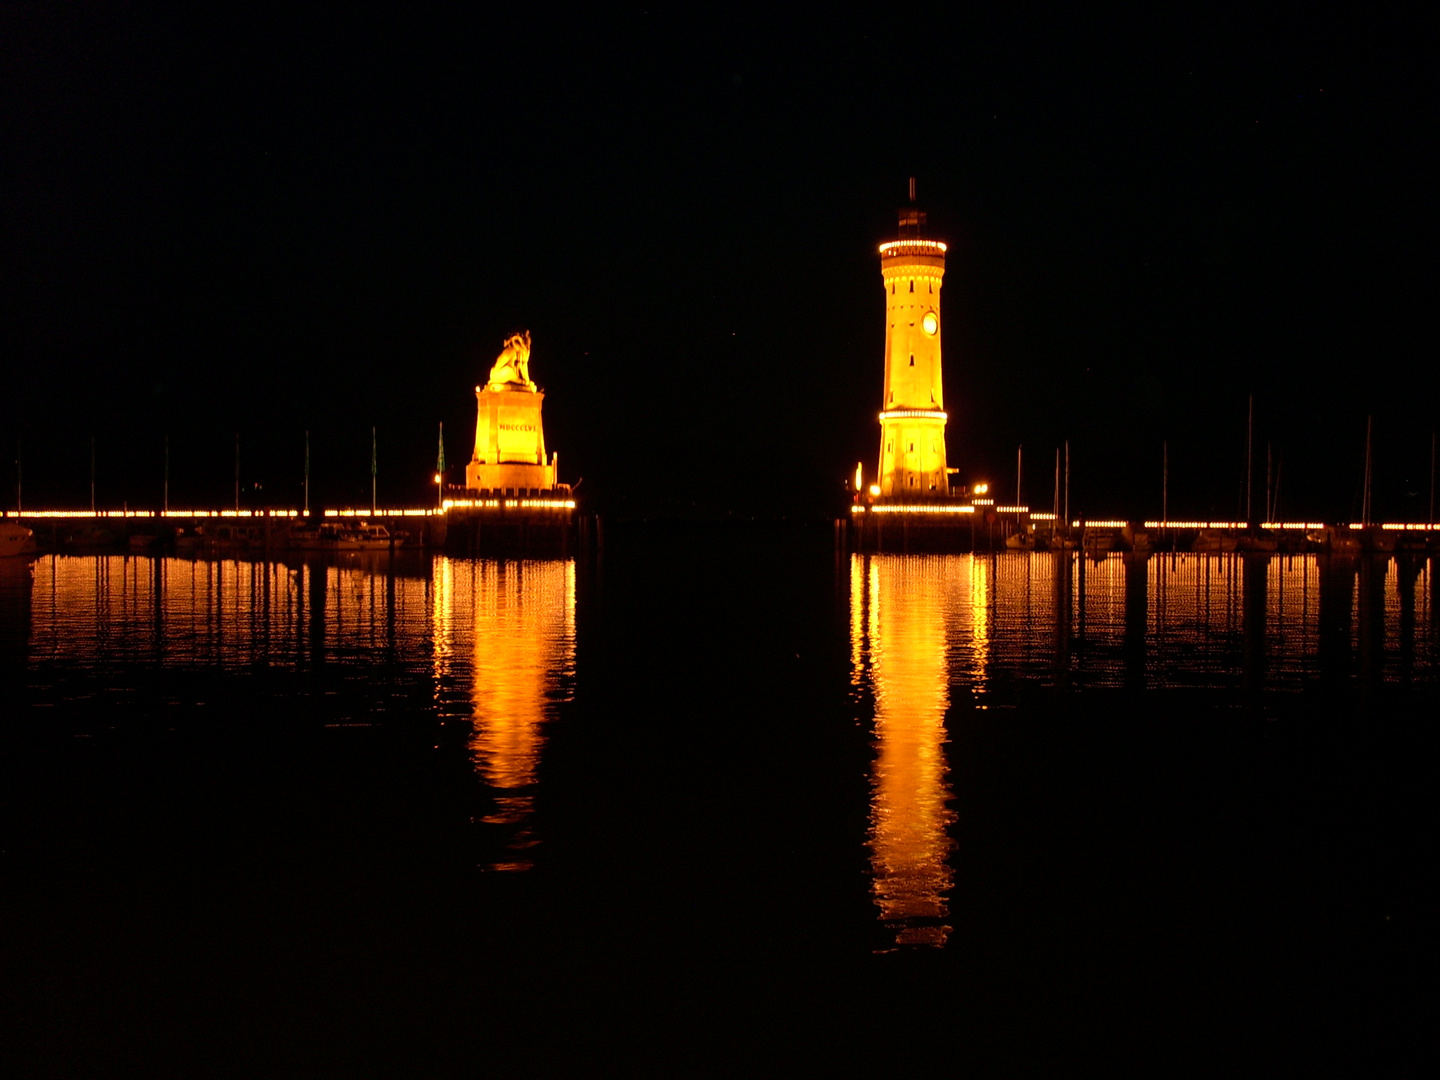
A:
909;354;914;366
908;281;914;293
909;443;914;453
929;283;933;293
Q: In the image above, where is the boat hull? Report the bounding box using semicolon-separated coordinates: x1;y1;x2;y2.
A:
0;523;37;557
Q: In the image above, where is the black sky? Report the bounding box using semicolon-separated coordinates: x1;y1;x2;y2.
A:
2;7;1435;520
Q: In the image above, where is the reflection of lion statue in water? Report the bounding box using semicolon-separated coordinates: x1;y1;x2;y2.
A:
487;330;534;387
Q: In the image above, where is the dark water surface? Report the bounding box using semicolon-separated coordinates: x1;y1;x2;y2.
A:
2;529;1436;1075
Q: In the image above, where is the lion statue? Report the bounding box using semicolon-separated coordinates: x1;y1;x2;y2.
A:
487;330;534;387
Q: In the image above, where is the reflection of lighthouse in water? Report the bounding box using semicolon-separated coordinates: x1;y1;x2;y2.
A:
851;553;965;947
436;558;575;871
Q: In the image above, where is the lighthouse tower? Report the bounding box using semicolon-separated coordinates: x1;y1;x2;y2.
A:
876;184;949;498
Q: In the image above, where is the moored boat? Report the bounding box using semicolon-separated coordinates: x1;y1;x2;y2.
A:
281;521;343;550
333;522;395;551
1306;525;1362;555
1235;529;1279;553
1;522;37;557
1004;530;1036;551
1194;529;1239;553
1120;524;1154;552
281;520;394;552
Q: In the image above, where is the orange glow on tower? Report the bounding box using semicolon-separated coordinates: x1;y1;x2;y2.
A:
876;187;950;497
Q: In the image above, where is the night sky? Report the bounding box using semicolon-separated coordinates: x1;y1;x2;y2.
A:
3;8;1435;521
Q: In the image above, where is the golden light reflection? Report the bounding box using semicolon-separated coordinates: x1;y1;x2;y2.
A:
432;558;575;871
969;556;991;677
852;553;969;947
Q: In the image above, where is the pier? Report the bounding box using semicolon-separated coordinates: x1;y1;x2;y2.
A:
3;495;586;557
844;503;1439;556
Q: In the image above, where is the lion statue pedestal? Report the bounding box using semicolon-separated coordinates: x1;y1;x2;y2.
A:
465;331;558;492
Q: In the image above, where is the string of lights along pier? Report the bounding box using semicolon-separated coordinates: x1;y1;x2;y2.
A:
1;190;1435;556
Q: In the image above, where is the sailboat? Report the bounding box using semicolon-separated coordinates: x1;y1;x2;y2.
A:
1050;443;1077;549
1306;417;1372;555
1359;416;1394;553
1005;444;1037;549
1235;395;1275;551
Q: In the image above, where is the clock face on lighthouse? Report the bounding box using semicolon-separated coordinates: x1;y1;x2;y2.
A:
922;311;938;335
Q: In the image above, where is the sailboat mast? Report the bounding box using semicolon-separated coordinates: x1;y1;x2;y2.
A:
1052;447;1060;536
1264;443;1270;523
1362;415;1373;528
304;430;311;518
1016;444;1022;508
1245;394;1254;525
436;422;447;509
1064;440;1070;530
1162;440;1168;528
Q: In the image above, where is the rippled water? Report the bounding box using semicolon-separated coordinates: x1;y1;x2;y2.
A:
1;537;1435;1071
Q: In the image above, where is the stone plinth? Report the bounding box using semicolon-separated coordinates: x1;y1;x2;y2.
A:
465;385;557;490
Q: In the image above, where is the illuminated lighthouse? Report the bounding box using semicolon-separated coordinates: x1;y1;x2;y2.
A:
875;184;949;497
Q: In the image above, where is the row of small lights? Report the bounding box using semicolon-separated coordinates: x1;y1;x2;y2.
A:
6;507;1427;529
878;240;948;255
327;508;441;517
1;504;589;519
441;498;577;511
3;509;303;519
878;409;948;422
849;506;1434;531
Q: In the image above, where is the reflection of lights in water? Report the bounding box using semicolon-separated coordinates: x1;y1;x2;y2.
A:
849;555;866;694
968;555;990;679
853;554;967;947
449;559;575;871
431;556;455;665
